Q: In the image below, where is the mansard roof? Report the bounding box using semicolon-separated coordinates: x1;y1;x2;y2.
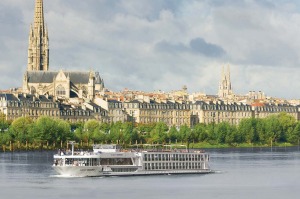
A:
17;93;54;102
107;99;122;103
0;93;18;101
0;93;55;103
26;71;103;84
128;100;141;104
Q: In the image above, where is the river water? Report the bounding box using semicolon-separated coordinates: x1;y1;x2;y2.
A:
0;147;300;199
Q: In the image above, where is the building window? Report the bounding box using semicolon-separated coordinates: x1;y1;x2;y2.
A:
30;86;36;95
56;85;66;96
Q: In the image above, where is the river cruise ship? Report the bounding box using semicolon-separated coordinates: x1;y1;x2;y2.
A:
52;142;212;177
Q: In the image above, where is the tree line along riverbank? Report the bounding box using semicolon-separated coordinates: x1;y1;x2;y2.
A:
1;112;300;152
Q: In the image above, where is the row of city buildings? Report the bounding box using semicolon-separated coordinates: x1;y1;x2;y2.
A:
1;0;299;128
1;92;299;128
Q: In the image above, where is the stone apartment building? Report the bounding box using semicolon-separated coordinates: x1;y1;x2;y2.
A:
252;102;299;121
59;102;109;123
192;101;299;125
192;101;254;125
0;93;109;123
0;93;60;121
94;98;128;123
123;99;193;128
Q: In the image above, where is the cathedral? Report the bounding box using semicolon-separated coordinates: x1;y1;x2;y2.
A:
22;0;104;100
218;65;234;100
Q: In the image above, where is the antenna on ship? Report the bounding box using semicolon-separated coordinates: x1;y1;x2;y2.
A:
68;141;77;156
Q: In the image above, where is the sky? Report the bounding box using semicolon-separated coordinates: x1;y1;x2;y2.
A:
1;0;300;99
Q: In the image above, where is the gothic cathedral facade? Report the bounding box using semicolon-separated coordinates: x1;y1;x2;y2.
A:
23;0;104;101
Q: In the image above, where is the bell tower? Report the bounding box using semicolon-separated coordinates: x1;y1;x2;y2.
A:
218;64;234;99
27;0;49;71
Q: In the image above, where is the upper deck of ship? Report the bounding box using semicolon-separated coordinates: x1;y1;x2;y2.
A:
93;144;206;153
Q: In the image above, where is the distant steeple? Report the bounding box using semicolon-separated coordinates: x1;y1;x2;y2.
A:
218;64;233;99
227;64;231;90
27;0;49;71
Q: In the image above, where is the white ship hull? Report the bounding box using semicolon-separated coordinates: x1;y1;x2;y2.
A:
53;166;103;177
53;165;212;177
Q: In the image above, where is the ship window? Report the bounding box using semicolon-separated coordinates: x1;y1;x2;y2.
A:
100;158;133;165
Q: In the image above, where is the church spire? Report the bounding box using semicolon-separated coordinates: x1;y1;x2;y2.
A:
34;0;45;35
218;64;233;99
27;0;49;71
227;64;231;90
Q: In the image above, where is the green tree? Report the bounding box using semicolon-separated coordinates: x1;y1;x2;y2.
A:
30;116;63;144
149;122;168;143
206;123;218;144
256;118;266;143
10;117;33;143
238;118;258;144
74;122;84;142
264;115;281;145
121;122;135;144
108;122;123;143
194;123;208;142
0;131;11;145
54;119;72;143
137;123;156;134
82;120;101;144
84;120;100;133
225;125;238;145
0;113;9;133
168;126;178;143
215;122;232;144
287;122;300;144
178;125;190;143
99;123;110;134
277;112;296;142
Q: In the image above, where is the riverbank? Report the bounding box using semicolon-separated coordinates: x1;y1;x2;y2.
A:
1;141;298;152
188;142;296;149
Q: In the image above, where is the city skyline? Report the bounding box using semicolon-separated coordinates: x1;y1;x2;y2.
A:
1;0;300;99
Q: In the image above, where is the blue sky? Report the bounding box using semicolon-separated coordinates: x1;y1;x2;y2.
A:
1;0;300;99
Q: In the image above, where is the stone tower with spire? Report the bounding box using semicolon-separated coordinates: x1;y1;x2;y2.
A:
23;0;104;100
218;65;234;99
27;0;49;71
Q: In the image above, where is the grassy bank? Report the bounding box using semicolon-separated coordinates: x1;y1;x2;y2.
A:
0;141;297;152
188;142;295;149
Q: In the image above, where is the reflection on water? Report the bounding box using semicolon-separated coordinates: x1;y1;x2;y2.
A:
1;147;300;199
